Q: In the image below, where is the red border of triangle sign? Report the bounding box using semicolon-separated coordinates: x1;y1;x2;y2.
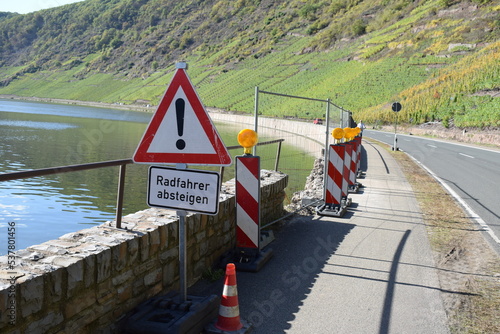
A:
133;63;232;166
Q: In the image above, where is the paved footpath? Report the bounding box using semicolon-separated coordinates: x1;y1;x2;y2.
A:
193;140;450;333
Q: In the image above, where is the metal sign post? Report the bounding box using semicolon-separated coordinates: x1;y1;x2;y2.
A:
392;102;402;151
128;62;229;332
133;62;230;304
147;163;221;301
177;209;188;301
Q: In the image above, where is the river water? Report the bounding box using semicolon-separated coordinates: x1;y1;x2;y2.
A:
0;99;314;255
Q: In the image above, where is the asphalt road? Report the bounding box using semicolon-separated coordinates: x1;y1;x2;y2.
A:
364;129;500;252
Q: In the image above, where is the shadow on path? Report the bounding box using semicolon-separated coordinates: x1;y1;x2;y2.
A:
360;144;369;172
364;141;389;174
379;229;411;334
190;216;355;333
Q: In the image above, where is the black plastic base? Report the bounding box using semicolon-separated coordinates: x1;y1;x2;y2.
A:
315;203;347;217
220;247;274;273
122;292;219;334
348;182;363;194
342;196;352;207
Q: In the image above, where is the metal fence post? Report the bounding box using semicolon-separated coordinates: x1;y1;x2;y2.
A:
274;140;282;171
254;86;259;156
115;163;127;229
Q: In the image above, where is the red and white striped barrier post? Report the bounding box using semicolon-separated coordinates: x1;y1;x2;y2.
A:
232;130;273;272
343;142;353;194
351;139;358;180
349;140;357;187
344;128;362;193
236;155;260;250
351;134;363;190
317;128;348;217
325;144;345;208
355;135;364;177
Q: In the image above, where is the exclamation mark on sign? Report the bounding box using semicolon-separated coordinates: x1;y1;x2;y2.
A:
175;98;186;150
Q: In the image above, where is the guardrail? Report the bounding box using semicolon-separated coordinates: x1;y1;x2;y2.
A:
0;139;284;228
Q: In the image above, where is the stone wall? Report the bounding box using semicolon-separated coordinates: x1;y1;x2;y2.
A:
0;171;288;334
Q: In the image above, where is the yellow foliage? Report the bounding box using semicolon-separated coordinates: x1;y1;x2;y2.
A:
432;30;444;38
395;41;500;120
425;40;448;54
426;20;440;29
357;41;500;125
443;18;463;27
388;42;398;49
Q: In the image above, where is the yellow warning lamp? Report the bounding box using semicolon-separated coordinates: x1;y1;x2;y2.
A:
238;129;258;155
343;127;353;141
332;128;344;144
351;128;358;140
350;128;357;140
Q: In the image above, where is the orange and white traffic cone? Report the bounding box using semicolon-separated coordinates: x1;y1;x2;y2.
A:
215;263;243;331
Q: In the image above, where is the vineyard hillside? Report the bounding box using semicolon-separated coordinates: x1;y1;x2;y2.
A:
0;0;498;128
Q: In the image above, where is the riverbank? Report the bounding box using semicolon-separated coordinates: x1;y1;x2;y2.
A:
2;94;498;149
0;94;154;113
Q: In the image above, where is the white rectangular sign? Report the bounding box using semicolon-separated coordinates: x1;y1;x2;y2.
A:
148;166;220;215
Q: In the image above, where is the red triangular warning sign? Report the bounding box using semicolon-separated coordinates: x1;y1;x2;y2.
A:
133;67;232;166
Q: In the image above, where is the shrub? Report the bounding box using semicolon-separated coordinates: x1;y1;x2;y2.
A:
352;19;367;36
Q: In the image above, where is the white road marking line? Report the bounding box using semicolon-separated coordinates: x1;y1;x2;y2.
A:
459;153;475;159
407;155;500;245
368;130;500;154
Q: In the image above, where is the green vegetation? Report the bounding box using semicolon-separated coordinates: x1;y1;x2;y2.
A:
0;0;499;128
